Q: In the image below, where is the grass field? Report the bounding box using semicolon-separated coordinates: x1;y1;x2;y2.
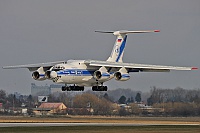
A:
1;125;200;133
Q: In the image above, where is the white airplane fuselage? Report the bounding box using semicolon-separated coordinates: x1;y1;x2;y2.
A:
49;60;114;86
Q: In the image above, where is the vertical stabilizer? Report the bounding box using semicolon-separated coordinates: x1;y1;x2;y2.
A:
107;34;127;62
95;30;160;63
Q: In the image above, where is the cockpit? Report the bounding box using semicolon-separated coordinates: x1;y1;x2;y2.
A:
52;65;65;71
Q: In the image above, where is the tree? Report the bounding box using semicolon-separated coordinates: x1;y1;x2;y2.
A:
147;96;153;106
135;93;141;103
73;93;113;115
127;98;131;103
118;107;127;116
129;103;141;115
103;93;113;102
118;95;126;104
0;90;6;104
103;93;109;100
27;95;33;108
131;96;134;103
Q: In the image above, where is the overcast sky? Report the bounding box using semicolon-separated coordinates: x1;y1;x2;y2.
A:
0;0;200;95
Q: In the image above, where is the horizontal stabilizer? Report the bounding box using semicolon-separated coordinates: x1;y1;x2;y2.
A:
95;30;160;36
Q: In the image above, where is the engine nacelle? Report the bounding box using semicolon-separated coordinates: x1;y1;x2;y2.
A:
93;70;110;81
114;67;130;81
45;70;57;79
32;67;46;81
114;72;130;81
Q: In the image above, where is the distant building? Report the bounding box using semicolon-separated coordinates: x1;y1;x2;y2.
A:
31;83;63;96
50;84;63;94
34;102;67;115
31;83;51;96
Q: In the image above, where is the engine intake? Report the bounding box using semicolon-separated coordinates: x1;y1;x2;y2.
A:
31;67;46;81
45;70;57;79
45;70;51;79
32;71;45;81
114;67;130;81
114;72;130;81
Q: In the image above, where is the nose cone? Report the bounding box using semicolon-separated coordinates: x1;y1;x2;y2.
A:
50;71;57;78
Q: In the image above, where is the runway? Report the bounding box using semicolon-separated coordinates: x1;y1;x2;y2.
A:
0;123;199;127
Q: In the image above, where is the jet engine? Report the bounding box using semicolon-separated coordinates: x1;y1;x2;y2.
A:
114;67;130;81
114;72;130;81
93;67;110;81
45;70;57;79
32;67;46;81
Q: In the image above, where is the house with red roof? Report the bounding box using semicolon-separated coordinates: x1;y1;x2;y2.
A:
34;102;67;115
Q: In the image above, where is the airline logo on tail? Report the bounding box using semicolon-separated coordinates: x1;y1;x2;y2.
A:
117;39;122;42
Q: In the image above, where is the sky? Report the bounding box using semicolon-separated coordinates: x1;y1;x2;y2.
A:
0;0;200;95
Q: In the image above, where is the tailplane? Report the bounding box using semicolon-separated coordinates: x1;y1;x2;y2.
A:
95;30;160;62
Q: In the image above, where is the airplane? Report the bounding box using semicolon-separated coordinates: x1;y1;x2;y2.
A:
3;30;198;91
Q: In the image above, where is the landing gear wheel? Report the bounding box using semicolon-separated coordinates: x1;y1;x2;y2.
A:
61;86;67;91
61;86;84;91
92;86;108;91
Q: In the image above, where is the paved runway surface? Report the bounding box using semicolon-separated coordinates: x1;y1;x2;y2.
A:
0;123;199;127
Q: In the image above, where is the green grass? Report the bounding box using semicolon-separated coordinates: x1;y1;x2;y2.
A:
0;125;200;133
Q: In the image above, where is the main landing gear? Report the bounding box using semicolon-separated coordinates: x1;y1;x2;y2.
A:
92;81;108;91
61;85;84;91
61;83;108;92
92;86;108;91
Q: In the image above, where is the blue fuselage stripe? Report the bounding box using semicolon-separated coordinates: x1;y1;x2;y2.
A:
56;69;114;77
57;69;95;76
116;35;127;62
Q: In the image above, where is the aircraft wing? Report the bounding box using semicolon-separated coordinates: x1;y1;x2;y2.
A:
85;60;197;72
2;61;65;71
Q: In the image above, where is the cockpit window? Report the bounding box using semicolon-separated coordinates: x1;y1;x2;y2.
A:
52;66;65;71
